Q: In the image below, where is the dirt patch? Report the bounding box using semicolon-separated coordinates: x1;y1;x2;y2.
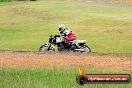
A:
0;52;131;71
0;20;43;26
6;7;55;19
0;9;7;13
104;29;124;34
0;7;56;20
0;7;62;26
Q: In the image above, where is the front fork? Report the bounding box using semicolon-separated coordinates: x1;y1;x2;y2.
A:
47;43;56;51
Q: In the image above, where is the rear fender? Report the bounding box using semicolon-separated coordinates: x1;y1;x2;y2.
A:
79;43;85;46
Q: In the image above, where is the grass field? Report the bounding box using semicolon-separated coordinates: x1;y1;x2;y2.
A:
0;52;131;88
0;1;132;88
0;67;132;88
0;0;132;53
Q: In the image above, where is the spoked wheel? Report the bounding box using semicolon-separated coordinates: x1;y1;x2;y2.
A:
39;44;55;52
39;45;48;51
80;45;91;53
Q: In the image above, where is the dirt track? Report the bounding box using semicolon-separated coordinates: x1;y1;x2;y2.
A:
0;52;131;71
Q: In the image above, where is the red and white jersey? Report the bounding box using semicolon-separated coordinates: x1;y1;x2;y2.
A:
62;28;71;35
60;28;76;41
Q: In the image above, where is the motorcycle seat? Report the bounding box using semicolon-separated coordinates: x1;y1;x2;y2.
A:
76;40;86;43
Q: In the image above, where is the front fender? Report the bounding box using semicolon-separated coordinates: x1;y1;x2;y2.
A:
51;44;56;51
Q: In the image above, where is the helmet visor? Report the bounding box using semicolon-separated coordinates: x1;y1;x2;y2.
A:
59;28;62;31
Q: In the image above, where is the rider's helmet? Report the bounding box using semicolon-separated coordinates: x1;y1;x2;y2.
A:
59;24;66;32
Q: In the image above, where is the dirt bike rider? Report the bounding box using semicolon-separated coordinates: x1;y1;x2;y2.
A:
58;24;76;50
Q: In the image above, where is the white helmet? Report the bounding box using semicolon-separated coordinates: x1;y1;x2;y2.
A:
59;24;66;31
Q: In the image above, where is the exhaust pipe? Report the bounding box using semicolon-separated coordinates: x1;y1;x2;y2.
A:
75;49;85;52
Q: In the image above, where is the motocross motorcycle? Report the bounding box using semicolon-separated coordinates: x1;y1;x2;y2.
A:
39;35;91;53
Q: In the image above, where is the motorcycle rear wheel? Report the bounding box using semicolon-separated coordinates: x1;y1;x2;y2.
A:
81;45;91;53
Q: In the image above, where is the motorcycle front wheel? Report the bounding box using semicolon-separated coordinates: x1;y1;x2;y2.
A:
39;44;55;52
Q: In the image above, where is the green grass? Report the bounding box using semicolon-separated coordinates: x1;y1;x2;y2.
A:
0;1;132;53
0;0;14;2
0;1;131;88
0;67;131;88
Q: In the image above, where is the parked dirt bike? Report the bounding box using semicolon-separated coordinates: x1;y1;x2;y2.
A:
39;35;91;53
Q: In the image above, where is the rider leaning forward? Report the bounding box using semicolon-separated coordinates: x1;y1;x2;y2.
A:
58;24;76;50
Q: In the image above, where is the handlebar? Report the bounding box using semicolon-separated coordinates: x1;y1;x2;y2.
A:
50;35;60;37
55;35;60;37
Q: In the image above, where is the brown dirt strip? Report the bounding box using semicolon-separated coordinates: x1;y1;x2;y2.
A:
0;52;131;71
